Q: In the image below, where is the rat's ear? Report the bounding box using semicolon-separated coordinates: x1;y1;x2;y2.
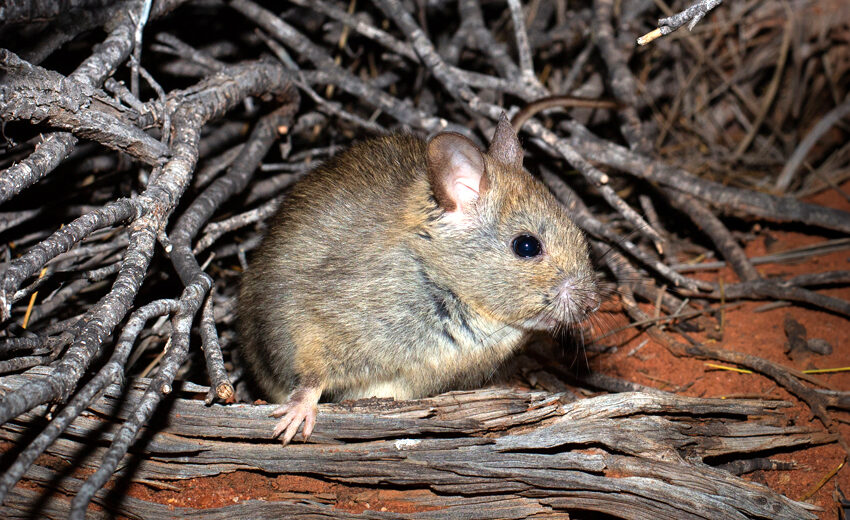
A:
427;132;489;215
487;113;522;170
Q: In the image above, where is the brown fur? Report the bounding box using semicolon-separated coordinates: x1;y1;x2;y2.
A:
238;117;598;405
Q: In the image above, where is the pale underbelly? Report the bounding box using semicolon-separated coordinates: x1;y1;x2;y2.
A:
333;325;527;401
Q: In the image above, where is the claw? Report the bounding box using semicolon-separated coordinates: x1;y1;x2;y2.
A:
270;385;322;445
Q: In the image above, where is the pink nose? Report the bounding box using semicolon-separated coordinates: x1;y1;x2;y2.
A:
557;277;600;319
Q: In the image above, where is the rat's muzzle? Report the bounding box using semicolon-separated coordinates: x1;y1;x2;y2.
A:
523;275;600;331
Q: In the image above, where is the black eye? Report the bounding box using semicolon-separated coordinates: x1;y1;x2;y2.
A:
512;234;542;258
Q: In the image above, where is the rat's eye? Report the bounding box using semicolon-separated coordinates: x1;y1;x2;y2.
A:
512;234;542;258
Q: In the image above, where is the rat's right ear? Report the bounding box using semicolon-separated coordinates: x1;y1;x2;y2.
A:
426;132;489;217
488;113;522;171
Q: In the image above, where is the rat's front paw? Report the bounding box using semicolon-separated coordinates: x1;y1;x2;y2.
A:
270;385;322;445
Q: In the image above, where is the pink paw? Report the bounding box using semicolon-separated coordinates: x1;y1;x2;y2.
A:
270;386;321;445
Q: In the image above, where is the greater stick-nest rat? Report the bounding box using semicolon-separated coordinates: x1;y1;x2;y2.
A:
238;114;599;444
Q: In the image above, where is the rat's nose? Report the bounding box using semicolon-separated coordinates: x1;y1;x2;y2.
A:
556;276;600;321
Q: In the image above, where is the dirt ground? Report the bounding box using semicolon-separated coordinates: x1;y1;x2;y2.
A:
105;181;849;518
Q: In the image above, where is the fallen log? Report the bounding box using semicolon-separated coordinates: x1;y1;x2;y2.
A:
0;367;826;519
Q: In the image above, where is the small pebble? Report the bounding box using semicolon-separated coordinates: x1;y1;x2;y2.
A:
806;338;833;356
783;315;807;355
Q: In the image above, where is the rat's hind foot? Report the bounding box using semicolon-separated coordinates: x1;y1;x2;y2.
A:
271;385;322;445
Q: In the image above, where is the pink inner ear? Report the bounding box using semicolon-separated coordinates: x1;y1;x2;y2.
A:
427;132;486;215
448;153;483;210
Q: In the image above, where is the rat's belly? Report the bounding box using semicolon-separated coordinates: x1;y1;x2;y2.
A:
420;322;526;392
330;321;527;401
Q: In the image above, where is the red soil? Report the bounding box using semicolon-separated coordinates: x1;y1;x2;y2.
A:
595;183;850;517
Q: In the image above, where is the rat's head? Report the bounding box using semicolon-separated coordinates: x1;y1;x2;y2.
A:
421;115;599;332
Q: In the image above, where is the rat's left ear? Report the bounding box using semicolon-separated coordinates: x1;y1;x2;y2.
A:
487;113;523;170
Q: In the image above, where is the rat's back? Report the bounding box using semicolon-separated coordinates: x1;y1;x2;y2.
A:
238;134;430;401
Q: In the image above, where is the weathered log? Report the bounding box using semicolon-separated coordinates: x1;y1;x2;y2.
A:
0;367;824;519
